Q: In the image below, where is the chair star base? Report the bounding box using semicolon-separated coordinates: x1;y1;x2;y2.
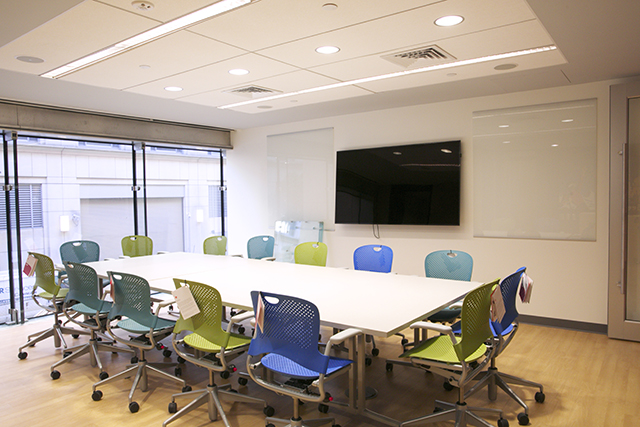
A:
401;400;507;427
19;321;88;356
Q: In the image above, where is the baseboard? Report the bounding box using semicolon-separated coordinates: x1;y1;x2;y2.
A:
519;314;607;334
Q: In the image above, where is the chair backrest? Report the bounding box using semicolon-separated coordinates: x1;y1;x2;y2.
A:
248;291;330;374
60;240;100;264
247;235;275;259
107;271;156;325
424;250;473;281
203;235;227;255
294;242;328;266
121;235;153;257
172;279;229;347
28;252;59;295
64;262;104;310
455;279;499;361
353;244;393;273
491;267;526;335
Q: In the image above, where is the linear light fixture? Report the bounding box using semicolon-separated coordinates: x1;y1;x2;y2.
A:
41;0;252;79
218;45;557;109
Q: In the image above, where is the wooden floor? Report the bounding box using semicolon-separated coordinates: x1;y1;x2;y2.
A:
3;316;640;427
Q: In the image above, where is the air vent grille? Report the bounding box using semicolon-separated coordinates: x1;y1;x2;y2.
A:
382;45;455;68
224;85;281;99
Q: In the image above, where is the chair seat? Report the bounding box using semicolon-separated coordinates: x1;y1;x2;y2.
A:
262;353;352;379
451;320;515;337
184;332;250;352
117;316;175;334
400;335;487;364
427;307;461;323
37;288;69;300
70;301;110;316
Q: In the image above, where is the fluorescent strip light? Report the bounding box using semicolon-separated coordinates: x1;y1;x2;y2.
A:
41;0;251;79
218;45;557;109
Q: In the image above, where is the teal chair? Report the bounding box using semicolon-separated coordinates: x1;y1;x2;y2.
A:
293;242;327;266
247;235;275;259
91;271;188;413
204;235;227;255
121;235;153;257
425;250;473;323
163;279;273;426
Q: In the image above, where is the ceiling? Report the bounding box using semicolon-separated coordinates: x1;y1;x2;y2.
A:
0;0;639;131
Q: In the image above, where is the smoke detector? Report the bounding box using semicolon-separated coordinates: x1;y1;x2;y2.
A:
132;1;154;11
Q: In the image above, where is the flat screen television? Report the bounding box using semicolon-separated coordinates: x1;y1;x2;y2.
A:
335;140;461;225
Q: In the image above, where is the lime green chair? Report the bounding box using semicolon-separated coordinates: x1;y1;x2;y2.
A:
203;235;227;255
164;279;273;427
17;252;87;359
121;235;153;257
293;242;327;266
396;280;509;427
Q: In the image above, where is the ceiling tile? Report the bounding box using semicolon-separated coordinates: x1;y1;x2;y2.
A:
97;0;223;22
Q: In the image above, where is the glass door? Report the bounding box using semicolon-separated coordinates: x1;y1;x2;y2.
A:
609;81;640;340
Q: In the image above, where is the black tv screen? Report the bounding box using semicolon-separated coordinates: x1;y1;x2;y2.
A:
335;141;461;225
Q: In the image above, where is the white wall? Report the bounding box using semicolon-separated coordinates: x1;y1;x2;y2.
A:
227;80;615;325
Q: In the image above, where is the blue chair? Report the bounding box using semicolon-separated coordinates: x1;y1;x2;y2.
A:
425;250;473;323
464;267;545;426
247;291;360;427
247;235;275;260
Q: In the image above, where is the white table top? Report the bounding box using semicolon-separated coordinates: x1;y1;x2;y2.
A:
86;252;480;338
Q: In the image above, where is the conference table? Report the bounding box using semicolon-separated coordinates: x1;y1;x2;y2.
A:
86;252;481;425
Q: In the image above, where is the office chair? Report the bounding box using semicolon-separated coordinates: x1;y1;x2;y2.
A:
17;252;88;360
50;262;134;380
247;235;275;260
204;235;227;255
293;242;327;266
247;291;360;427
163;279;274;427
353;244;394;360
464;267;545;426
121;235;153;257
91;271;189;413
395;280;509;427
425;249;473;322
60;240;100;263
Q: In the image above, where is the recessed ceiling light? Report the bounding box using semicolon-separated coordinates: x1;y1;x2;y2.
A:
494;63;518;70
435;15;464;27
16;56;44;63
503;141;511;144
498;124;510;128
316;46;340;54
322;3;337;10
551;144;559;147
562;119;574;123
229;68;249;75
139;64;151;69
164;86;183;92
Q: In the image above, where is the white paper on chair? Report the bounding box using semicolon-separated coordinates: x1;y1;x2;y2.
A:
491;286;506;322
23;254;38;277
256;292;265;333
172;285;200;319
519;273;534;303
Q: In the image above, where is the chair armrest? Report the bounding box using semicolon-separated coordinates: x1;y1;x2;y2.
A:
410;321;458;345
227;311;254;333
324;328;362;355
54;263;65;271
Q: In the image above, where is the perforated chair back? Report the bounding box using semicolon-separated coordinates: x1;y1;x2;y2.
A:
248;291;330;374
247;235;275;259
424;250;473;281
29;252;60;295
203;235;227;255
353;244;393;273
172;279;229;347
455;279;498;361
294;242;328;267
60;240;100;264
121;235;153;257
108;271;157;326
492;267;526;336
64;262;103;310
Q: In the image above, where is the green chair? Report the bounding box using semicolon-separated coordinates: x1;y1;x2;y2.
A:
50;262;134;380
203;236;227;255
121;235;153;257
163;279;273;427
91;271;189;413
17;252;87;360
395;280;509;427
293;242;327;266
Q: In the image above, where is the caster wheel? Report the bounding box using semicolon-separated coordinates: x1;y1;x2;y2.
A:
401;338;408;345
535;391;545;403
267;424;276;427
229;389;238;393
177;356;186;364
97;337;102;341
433;407;444;413
99;371;109;380
163;349;172;358
443;381;454;391
238;377;248;386
371;348;380;357
221;370;230;379
156;343;164;351
318;403;329;414
230;309;237;316
175;367;182;376
18;352;28;360
365;357;372;367
497;418;509;427
72;334;80;339
168;402;177;413
239;326;246;334
517;412;529;425
182;385;192;393
51;370;61;380
63;351;72;358
131;356;139;364
91;390;103;401
264;405;275;417
129;401;139;413
386;362;393;372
